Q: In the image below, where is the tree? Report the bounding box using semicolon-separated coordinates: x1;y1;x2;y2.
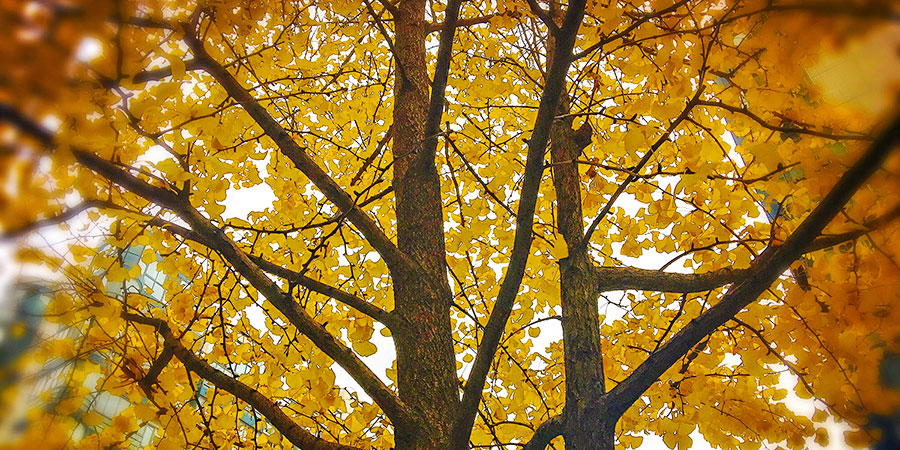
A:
1;0;899;449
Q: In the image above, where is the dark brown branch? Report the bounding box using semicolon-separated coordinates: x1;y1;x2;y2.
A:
121;16;175;30
0;103;55;145
0;199;116;241
362;0;410;85
137;343;174;396
695;100;872;141
180;24;413;277
132;59;204;84
807;202;900;252
421;0;464;166
247;254;398;330
145;216;396;328
123;313;363;450
521;414;564;450
599;112;900;420
594;201;900;294
426;14;495;33
449;1;587;448
1;103;414;432
525;0;559;33
86;151;413;429
374;0;400;17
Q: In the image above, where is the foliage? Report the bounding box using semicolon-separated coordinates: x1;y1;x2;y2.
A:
1;1;899;449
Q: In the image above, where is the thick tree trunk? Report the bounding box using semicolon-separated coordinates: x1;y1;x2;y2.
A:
550;97;613;450
390;1;459;448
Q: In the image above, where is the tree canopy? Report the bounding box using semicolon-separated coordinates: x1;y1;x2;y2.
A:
1;1;899;449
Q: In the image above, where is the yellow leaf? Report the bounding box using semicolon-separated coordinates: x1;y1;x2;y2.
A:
82;411;103;427
353;341;377;357
624;128;643;154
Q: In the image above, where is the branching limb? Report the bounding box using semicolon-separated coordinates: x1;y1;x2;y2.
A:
695;100;872;141
806;202;900;252
521;414;565;450
247;254;398;330
0;199;118;241
421;0;464;165
599;112;900;420
131;59;204;84
143;215;397;328
1;104;415;432
580;85;705;251
595;266;749;293
426;14;495;33
137;343;174;397
594;201;900;294
449;1;587;448
180;23;413;277
525;0;559;33
123;313;364;450
574;0;692;60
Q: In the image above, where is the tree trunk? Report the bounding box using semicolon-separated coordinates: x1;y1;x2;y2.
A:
550;97;613;450
390;1;460;448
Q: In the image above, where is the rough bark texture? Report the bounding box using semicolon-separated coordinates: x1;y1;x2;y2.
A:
390;1;460;448
550;95;611;450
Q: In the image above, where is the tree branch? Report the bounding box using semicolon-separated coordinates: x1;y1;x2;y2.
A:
580;85;704;251
594;201;900;294
421;0;463;165
695;100;872;141
426;14;495;33
123;313;364;450
0;199;117;241
180;23;413;277
1;104;415;432
573;0;692;60
132;59;204;84
247;254;398;330
595;266;747;293
599;112;900;420
521;414;565;450
525;0;559;33
449;2;587;448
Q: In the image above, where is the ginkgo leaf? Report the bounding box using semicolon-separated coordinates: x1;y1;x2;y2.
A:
352;341;377;357
81;412;103;427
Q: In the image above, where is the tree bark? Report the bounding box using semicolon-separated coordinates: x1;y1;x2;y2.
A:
550;95;612;449
390;1;460;448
